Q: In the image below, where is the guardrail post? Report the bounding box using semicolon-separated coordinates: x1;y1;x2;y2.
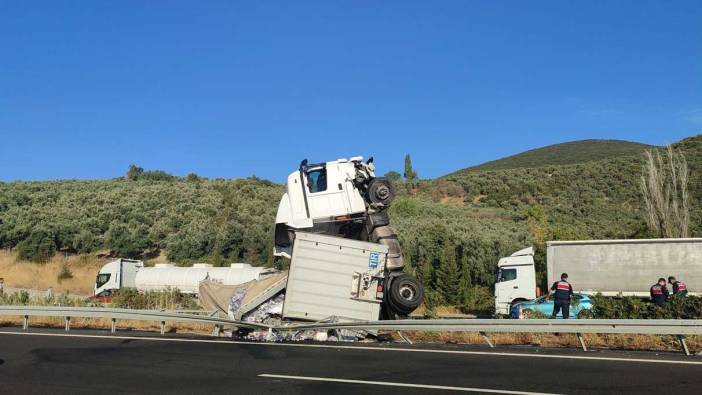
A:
64;316;71;332
479;331;494;348
396;331;413;345
23;315;29;330
160;321;166;335
576;333;588;351
111;318;116;334
266;328;274;341
677;335;690;356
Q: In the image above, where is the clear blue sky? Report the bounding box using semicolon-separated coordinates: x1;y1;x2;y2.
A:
1;1;701;181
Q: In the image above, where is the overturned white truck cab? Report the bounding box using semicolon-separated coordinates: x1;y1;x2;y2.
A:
273;156;423;318
274;157;404;268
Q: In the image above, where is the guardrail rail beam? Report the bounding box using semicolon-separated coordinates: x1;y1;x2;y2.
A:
1;306;700;355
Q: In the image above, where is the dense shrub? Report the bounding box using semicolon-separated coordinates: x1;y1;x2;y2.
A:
0;290;88;307
126;165;176;181
110;288;198;310
105;222;153;258
421;289;442;318
459;286;495;314
578;294;702;319
16;228;57;263
57;265;74;282
0;290;33;306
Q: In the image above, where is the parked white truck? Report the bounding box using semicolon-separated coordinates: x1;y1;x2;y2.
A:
94;156;424;322
495;238;702;315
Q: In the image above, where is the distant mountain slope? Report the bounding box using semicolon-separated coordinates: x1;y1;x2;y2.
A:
450;139;653;174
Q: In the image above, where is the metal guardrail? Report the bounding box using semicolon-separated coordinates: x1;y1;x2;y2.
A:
0;305;271;335
282;318;702;335
0;306;699;355
278;318;702;355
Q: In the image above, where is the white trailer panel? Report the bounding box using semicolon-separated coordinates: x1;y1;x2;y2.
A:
547;238;702;296
283;232;387;322
135;263;270;294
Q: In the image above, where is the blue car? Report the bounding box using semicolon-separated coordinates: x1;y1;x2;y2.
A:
510;293;593;319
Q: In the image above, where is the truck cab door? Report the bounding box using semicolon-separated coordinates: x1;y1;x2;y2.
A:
495;267;519;311
494;249;536;315
305;165;351;219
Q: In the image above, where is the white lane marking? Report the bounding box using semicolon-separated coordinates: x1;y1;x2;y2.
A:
259;374;561;395
0;330;700;366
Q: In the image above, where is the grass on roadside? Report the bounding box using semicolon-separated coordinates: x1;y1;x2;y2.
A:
393;331;700;354
0;250;106;295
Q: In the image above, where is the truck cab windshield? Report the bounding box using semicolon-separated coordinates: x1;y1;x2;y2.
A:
497;268;517;282
96;273;111;288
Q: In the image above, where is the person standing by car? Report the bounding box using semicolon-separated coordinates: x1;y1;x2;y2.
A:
650;278;669;306
549;273;573;319
668;276;688;297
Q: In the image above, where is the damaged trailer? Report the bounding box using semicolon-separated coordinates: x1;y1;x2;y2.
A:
200;232;424;326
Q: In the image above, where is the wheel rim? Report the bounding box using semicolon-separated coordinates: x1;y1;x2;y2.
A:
399;283;416;301
375;185;390;200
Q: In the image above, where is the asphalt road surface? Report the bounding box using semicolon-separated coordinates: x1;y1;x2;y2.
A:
0;328;701;394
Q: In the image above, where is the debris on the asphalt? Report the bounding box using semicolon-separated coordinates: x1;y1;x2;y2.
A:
242;293;285;324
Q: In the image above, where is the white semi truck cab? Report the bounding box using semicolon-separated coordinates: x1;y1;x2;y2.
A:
95;258;143;296
494;247;537;315
273;157;405;271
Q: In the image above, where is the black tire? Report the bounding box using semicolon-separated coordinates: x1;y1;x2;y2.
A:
387;274;424;315
367;177;396;206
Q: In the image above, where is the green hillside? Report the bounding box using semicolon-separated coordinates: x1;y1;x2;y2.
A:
0;178;284;266
450;139;653;174
1;134;700;313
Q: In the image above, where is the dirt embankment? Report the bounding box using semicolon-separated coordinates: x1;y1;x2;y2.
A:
0;250;107;296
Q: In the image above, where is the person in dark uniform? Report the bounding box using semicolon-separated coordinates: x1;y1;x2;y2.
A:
549;273;573;319
650;278;669;306
668;276;688;297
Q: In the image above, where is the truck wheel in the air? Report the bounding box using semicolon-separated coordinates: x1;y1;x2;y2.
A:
366;177;396;206
386;274;424;315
